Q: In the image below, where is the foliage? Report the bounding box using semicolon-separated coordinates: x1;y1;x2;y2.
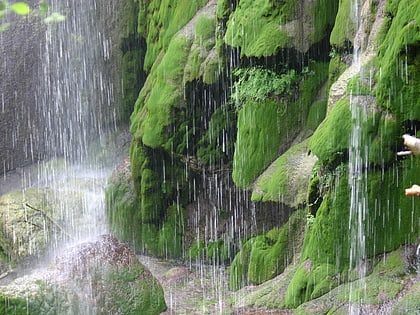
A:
230;67;298;110
0;1;64;31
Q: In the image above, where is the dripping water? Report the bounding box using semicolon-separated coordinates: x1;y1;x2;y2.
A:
348;0;368;313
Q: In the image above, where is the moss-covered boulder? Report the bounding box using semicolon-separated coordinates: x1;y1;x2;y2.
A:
285;156;420;308
291;246;417;314
232;62;329;189
252;139;317;208
224;0;338;56
229;209;305;291
0;235;166;315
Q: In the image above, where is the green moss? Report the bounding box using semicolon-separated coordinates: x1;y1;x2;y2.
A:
102;263;166;314
229;238;253;291
157;205;185;258
105;172;141;246
311;0;339;44
376;0;420;119
233;62;328;188
224;0;337;56
130;36;191;148
140;0;208;71
216;0;231;20
346;74;375;96
337;275;402;305
251;139;311;204
224;0;292;57
121;49;145;121
184;16;217;83
306;100;327;132
392;282;420;315
284;262;310;308
285;156;420;307
232;99;284;188
229;210;305;290
328;54;347;91
330;0;354;48
310;97;351;164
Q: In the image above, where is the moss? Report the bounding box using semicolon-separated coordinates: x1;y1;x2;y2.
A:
0;189;58;265
121;49;145;122
101;263;166;314
229;210;305;290
140;0;208;71
157;205;185;258
391;282;420;315
285;157;420;307
105;171;141;246
232;99;284;188
184;16;217;83
309;97;351;164
284;261;311;308
376;0;420;119
337;275;402;305
130;36;191;148
251;139;311;205
233;62;328;188
330;0;354;48
0;295;42;314
224;0;337;56
306;100;327;132
346;74;375;96
311;0;339;45
229;238;253;291
328;54;347;91
224;0;292;57
216;0;231;20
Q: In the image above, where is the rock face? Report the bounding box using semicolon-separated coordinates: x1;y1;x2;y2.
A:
102;0;420;312
0;235;166;315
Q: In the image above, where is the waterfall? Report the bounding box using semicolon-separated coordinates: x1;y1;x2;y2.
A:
348;0;368;312
39;0;117;163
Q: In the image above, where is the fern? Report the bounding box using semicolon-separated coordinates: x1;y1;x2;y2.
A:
231;66;298;110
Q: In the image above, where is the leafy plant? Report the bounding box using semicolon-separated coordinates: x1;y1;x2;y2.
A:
230;66;298;110
0;1;64;31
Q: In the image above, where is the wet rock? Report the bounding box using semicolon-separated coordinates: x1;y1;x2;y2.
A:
0;235;166;315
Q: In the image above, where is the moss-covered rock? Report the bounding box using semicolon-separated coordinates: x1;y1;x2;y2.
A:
233;62;328;189
376;0;420;119
229;209;305;291
224;0;338;56
252;139;317;208
285;156;420;308
106;158;142;246
0;235;167;315
138;0;208;71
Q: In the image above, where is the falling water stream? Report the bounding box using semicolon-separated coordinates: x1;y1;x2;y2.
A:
348;0;368;313
0;0;127;312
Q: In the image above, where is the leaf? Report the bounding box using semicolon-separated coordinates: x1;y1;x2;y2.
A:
0;22;10;31
39;1;48;15
44;12;65;23
11;2;30;15
0;2;6;11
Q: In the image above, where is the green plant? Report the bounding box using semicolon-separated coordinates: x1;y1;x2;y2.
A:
0;1;64;31
230;67;298;110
